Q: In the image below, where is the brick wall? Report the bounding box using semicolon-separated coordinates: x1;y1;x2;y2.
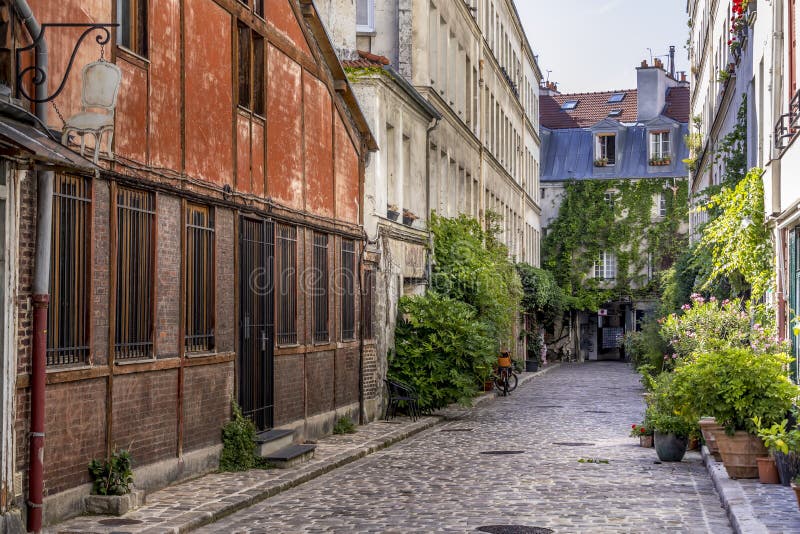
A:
215;208;235;353
16;171;35;375
92;180;110;364
335;347;359;407
182;362;233;452
305;351;334;416
43;380;107;495
111;371;178;465
362;344;379;399
274;353;304;425
156;195;180;357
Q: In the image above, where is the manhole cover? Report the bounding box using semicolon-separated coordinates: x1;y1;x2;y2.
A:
584;410;611;414
531;405;563;408
552;442;595;447
440;428;473;432
480;450;525;455
98;518;143;526
478;526;554;534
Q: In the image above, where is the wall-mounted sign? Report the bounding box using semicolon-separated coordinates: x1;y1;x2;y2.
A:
598;309;608;316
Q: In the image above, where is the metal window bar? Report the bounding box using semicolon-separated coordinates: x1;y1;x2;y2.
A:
775;89;800;151
341;239;356;340
362;269;375;340
115;188;155;360
185;204;214;353
312;233;329;343
276;224;297;345
47;174;91;366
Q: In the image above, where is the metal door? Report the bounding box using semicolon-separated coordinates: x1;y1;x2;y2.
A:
239;217;274;430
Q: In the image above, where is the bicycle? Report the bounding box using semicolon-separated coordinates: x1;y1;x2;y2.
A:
493;352;519;396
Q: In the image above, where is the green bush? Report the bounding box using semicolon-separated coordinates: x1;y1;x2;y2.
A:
333;416;356;435
516;263;565;328
390;293;495;411
219;402;272;471
672;348;798;434
88;449;133;496
645;372;696;438
625;317;670;374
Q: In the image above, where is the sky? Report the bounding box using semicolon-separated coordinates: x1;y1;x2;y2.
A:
516;1;689;94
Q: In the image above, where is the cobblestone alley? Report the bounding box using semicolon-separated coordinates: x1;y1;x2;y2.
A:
199;362;732;533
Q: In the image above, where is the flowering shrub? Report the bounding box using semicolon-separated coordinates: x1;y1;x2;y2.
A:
728;0;748;57
659;295;787;360
630;423;653;438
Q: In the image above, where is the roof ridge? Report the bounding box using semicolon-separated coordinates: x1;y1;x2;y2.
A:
546;88;638;98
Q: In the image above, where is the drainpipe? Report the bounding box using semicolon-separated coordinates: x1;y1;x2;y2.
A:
14;1;51;532
424;117;439;285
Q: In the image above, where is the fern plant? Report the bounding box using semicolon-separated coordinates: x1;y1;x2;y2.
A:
88;449;133;496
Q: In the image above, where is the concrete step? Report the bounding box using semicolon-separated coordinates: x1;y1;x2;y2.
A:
254;428;295;458
264;444;316;469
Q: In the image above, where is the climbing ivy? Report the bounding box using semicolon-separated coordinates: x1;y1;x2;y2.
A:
542;178;689;311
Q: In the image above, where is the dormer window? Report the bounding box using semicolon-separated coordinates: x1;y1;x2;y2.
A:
608;93;626;103
561;100;578;110
608;109;622;118
650;131;671;165
596;134;616;166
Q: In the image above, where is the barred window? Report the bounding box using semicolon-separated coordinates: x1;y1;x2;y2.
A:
115;188;155;360
185;204;214;353
362;269;375;340
276;224;297;345
341;239;356;340
48;174;91;366
312;233;329;343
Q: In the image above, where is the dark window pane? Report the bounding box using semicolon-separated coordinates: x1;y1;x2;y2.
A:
313;233;329;342
253;33;265;115
341;240;356;340
277;224;297;345
238;23;251;108
185;204;215;353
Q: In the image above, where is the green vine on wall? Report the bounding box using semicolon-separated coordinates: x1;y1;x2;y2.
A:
542;178;689;311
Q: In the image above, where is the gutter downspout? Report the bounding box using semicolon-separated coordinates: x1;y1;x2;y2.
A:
14;1;51;531
424;117;439;285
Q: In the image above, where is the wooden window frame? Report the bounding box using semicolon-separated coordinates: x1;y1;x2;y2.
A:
594;251;617;280
237;23;265;116
340;239;356;341
650;131;671;160
184;203;215;354
48;174;92;367
116;0;148;58
596;133;616;165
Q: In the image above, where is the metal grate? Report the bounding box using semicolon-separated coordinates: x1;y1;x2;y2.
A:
553;442;595;447
478;527;553;534
362;268;375;340
48;174;91;366
312;232;329;343
276;224;297;345
480;450;525;455
340;239;356;340
114;187;155;360
185;204;214;353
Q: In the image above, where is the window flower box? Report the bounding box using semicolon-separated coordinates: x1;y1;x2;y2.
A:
594;158;609;167
649;157;671;167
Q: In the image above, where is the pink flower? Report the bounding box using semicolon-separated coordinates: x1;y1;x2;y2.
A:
681;304;691;311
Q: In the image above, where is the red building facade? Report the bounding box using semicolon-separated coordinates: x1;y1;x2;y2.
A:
4;0;374;525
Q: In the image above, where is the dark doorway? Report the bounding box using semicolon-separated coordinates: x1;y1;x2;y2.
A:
238;217;274;430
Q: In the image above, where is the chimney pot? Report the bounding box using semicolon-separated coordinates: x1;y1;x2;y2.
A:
641;60;648;68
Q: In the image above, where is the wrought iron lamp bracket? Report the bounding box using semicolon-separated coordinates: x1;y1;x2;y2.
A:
15;22;120;104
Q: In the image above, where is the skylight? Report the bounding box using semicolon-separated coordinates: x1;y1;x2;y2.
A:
561;100;579;110
608;109;623;117
608;93;626;103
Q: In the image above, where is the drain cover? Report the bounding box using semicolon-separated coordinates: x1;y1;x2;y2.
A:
531;405;563;408
552;442;595;447
440;428;473;432
584;410;611;414
480;450;525;455
98;518;143;526
478;526;554;534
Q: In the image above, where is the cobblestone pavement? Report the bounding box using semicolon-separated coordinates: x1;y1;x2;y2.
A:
198;362;732;533
738;480;800;532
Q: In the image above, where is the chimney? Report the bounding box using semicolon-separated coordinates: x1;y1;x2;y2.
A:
540;81;560;95
669;45;676;78
636;62;668;121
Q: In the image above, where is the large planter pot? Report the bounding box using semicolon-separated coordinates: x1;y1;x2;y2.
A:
699;417;723;462
756;456;780;484
654;431;688;462
639;435;654;448
792;483;800;509
774;451;800;486
525;360;539;372
715;431;767;479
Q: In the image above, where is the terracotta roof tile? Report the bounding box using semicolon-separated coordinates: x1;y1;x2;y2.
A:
342;49;391;68
540;89;638;129
664;86;690;123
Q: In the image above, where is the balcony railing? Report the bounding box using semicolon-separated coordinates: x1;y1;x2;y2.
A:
775;88;800;152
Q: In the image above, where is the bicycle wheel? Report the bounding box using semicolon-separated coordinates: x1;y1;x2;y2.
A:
506;372;518;392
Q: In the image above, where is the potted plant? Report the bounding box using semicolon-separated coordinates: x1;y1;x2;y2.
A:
387;204;400;221
402;209;418;226
593;157;608;167
630;423;654;448
646;372;693;462
753;417;800;485
673;348;798;479
522;328;542;372
85;449;145;515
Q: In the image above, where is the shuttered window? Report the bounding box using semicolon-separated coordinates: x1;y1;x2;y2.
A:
312;233;329;343
115;188;155;360
185;204;214;353
341;240;356;340
48;174;91;366
276;224;297;345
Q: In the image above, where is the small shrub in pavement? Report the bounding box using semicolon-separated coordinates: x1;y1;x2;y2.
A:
88;449;133;496
220;402;272;471
333;417;357;435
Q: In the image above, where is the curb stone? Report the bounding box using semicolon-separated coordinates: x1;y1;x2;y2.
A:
52;364;561;533
701;445;769;534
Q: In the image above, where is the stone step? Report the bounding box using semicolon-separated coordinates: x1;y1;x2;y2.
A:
264;444;316;469
254;428;295;458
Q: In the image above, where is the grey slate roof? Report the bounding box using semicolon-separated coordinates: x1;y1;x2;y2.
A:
540;122;690;182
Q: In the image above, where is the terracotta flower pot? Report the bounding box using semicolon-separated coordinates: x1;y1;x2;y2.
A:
639;435;654;448
792;483;800;509
699;417;723;462
756;456;780;484
715;430;767;479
